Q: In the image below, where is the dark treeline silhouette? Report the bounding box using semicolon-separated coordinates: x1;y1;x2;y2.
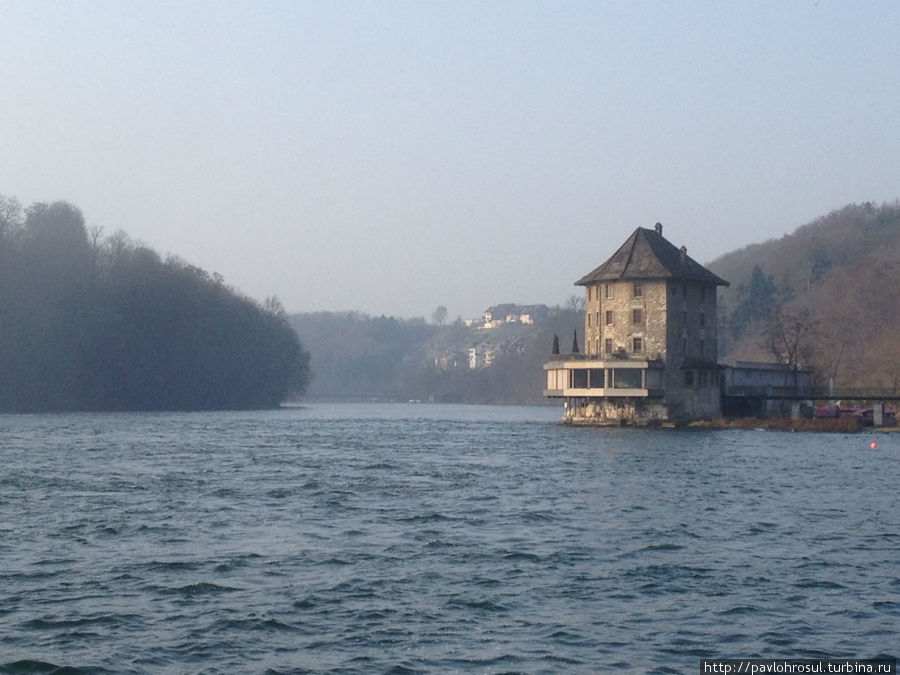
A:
0;196;309;411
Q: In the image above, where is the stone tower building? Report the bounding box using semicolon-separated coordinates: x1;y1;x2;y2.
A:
544;223;729;424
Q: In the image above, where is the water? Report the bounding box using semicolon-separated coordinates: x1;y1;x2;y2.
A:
0;403;897;673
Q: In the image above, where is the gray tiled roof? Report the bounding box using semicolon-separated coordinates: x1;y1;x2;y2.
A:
575;226;729;287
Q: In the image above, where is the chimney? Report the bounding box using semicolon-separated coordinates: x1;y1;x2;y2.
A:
654;222;663;236
680;245;687;264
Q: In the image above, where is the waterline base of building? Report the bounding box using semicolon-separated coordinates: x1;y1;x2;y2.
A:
561;397;673;426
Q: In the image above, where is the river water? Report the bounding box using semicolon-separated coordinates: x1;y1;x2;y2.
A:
0;403;896;673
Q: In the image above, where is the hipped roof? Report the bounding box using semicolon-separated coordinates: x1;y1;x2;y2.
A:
575;227;729;287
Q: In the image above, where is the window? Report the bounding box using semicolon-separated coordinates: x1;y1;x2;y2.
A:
700;311;705;328
633;282;643;298
701;286;706;302
632;308;643;324
632;337;643;354
682;283;687;299
700;339;705;356
605;283;614;299
587;313;592;327
682;337;687;354
604;338;613;355
685;370;694;386
605;310;613;325
614;368;642;389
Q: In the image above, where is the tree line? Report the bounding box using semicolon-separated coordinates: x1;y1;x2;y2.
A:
290;305;582;404
710;200;900;392
0;196;309;411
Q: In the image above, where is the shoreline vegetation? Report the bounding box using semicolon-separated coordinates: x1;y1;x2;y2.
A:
563;415;895;432
687;417;872;432
0;197;310;412
4;195;899;413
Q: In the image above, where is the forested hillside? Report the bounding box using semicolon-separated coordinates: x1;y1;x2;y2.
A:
293;198;900;404
291;305;582;404
290;312;435;400
0;196;310;411
11;191;890;411
709;201;900;391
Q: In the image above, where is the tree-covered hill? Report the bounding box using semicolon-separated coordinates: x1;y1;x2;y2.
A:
289;312;435;400
708;200;900;391
293;201;900;402
0;196;310;411
290;304;582;404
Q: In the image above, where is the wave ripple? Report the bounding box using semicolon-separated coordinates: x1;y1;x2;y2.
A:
0;404;896;671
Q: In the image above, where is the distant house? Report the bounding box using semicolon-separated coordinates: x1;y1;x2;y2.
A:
467;343;499;369
544;223;729;424
434;349;465;370
465;304;549;329
468;343;491;369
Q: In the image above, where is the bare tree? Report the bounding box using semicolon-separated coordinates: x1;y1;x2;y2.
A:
432;305;448;326
264;296;287;317
764;305;813;366
0;195;23;242
565;294;585;313
763;304;815;395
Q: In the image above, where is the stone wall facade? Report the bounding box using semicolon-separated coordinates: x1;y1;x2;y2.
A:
584;279;668;359
576;278;723;423
562;397;670;425
545;225;729;425
663;279;718;364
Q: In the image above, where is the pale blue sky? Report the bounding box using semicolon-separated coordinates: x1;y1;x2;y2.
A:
2;0;899;319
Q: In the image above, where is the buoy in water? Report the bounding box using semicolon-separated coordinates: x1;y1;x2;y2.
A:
870;441;878;449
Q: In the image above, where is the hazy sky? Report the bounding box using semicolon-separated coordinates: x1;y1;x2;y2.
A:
2;1;899;319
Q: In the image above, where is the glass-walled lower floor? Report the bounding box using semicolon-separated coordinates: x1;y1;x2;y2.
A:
543;358;663;398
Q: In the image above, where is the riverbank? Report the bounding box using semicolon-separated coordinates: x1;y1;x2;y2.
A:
687;417;889;432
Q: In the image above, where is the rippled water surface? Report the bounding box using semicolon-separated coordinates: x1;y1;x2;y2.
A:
1;403;897;673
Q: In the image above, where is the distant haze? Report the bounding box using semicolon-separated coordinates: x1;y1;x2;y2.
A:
2;1;899;319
